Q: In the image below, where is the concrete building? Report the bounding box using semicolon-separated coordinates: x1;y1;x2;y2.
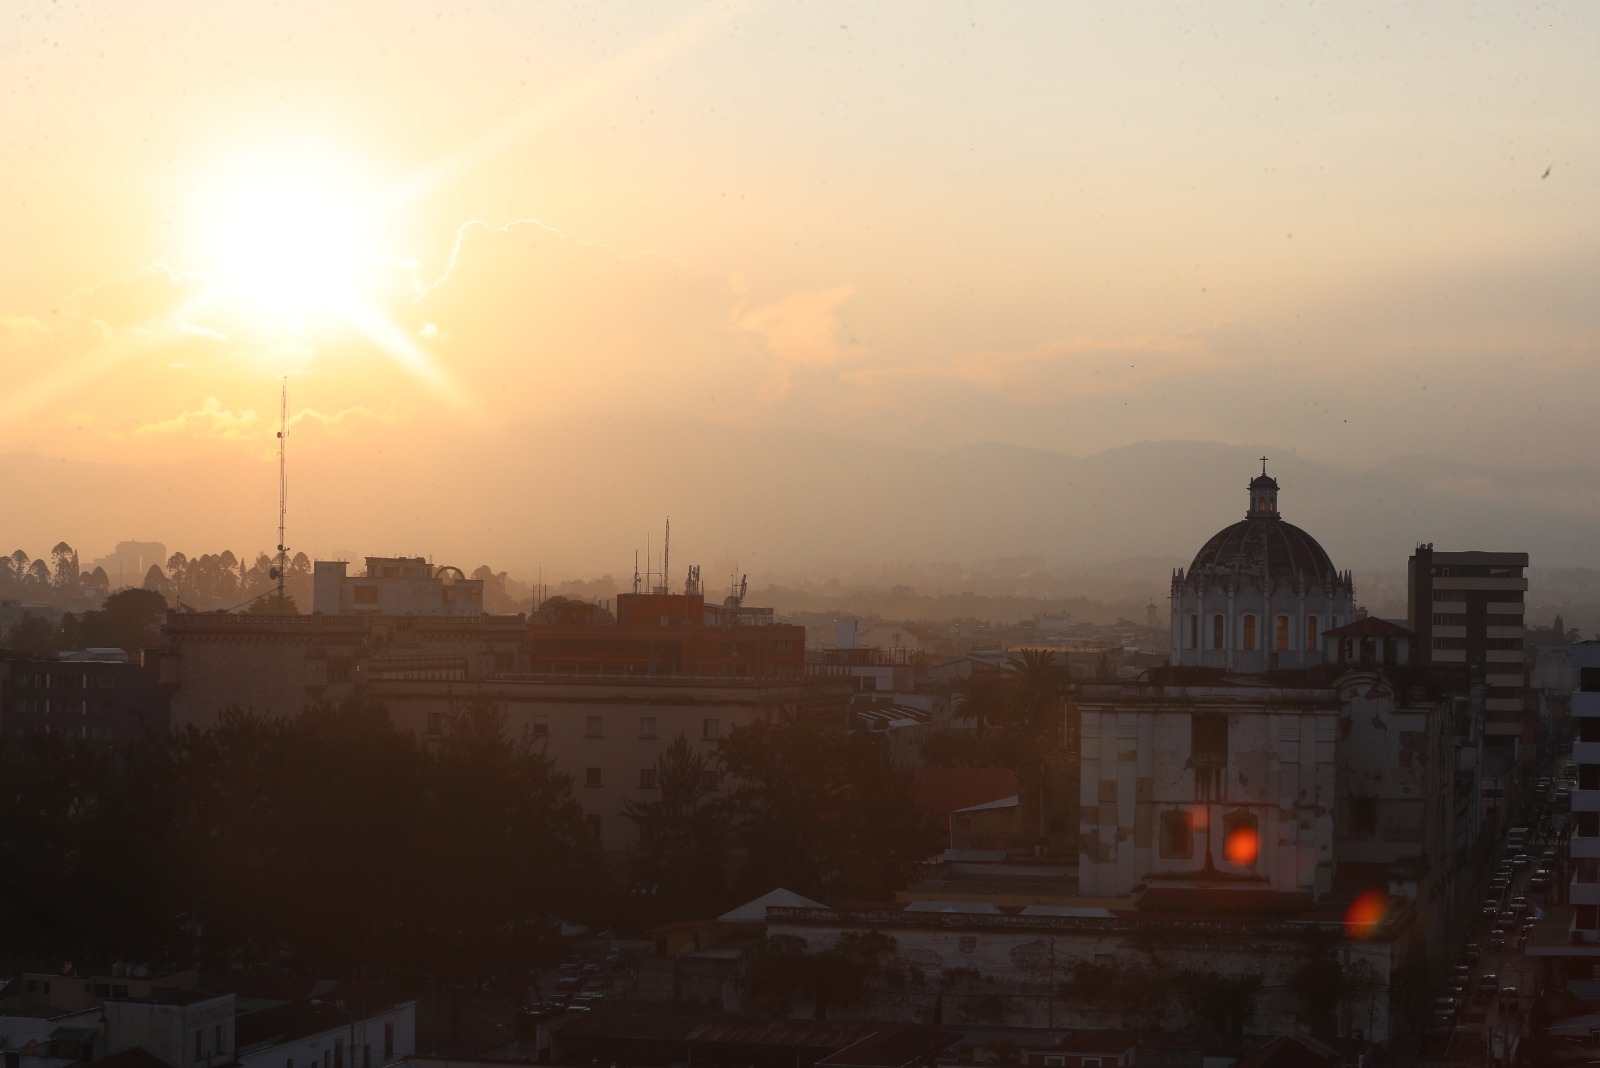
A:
160;612;528;730
313;557;485;617
1076;672;1342;900
0;652;169;746
101;989;235;1068
1169;467;1354;673
1407;545;1529;745
372;672;851;851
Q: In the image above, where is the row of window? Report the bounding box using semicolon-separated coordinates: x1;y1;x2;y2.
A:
585;767;660;789
423;713;723;740
1185;613;1331;652
12;673;117;689
7;699;117;716
1430;638;1524;651
1431;589;1523;602
1157;809;1258;865
1430;613;1526;627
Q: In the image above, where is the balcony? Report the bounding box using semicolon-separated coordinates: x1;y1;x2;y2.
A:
1573;834;1600;860
1576;692;1600;718
1575;789;1600;813
1572;876;1600;906
1575;742;1600;766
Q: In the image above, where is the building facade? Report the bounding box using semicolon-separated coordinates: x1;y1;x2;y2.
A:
1406;545;1528;744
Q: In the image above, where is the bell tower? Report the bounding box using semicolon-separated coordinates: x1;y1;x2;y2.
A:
1247;457;1279;518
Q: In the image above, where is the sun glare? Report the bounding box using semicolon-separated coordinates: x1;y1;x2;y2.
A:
193;154;369;320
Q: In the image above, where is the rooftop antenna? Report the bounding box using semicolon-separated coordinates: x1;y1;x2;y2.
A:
272;378;289;614
662;517;670;596
633;550;641;594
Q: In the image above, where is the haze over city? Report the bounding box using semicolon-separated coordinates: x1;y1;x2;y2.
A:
4;2;1599;580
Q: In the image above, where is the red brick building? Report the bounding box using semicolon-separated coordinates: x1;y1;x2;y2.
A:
527;592;806;678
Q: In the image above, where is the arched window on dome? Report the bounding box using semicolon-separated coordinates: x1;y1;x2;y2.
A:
1212;614;1225;649
1242;615;1257;651
1305;615;1318;652
1275;615;1290;651
1189;614;1198;650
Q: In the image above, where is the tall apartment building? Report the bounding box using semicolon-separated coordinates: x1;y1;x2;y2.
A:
1407;545;1529;744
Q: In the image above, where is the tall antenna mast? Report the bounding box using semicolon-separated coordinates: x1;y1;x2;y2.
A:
275;378;289;614
662;517;670;596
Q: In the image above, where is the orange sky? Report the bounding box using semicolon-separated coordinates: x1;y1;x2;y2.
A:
3;2;1598;570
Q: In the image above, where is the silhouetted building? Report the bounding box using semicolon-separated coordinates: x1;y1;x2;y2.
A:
313;557;485;617
1407;545;1528;744
0;651;169;746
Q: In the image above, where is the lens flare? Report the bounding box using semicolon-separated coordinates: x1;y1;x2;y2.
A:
1223;824;1259;866
1345;889;1389;940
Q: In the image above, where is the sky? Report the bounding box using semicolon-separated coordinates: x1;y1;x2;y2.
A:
3;1;1599;571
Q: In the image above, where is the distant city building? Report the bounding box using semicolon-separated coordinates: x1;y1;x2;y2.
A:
1169;465;1354;672
1406;544;1529;744
313;557;484;616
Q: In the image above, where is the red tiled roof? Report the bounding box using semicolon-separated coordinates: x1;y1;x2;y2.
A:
1323;617;1412;639
910;768;1018;836
1232;1034;1334;1068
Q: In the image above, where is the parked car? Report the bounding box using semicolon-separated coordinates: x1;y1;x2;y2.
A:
1531;870;1553;891
1452;964;1472;985
1434;996;1462;1016
1511;853;1531;871
1476;973;1499;1000
1463;942;1481;963
1557;788;1572;804
1488;929;1508;951
1481;899;1502;919
1498;985;1519;1006
1429;1012;1455;1038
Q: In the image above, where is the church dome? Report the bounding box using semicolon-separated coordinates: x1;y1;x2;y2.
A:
1180;464;1346;593
1188;516;1342;592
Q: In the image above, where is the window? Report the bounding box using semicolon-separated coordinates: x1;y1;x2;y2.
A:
1275;615;1289;651
1578;811;1599;838
1159;809;1193;858
1349;796;1377;835
1583;667;1600;693
1581;764;1600;791
585;715;603;737
1191;713;1228;765
1222;812;1259;869
353;585;379;604
335;1041;343;1068
364;1047;370;1068
216;1026;223;1053
703;718;720;739
1580;718;1600;743
639;768;658;789
587;814;603;839
1241;614;1256;651
384;1024;394;1058
426;713;445;734
531;714;548;737
1212;614;1224;649
639;716;657;738
1188;614;1198;650
1305;616;1318;651
958;936;977;953
195;1031;203;1060
585;767;603;787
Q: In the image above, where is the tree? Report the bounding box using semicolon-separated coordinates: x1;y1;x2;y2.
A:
142;563;170;596
621;734;730;921
721;712;936;902
3;613;60;654
244;592;300;615
50;541;80;593
951;670;1009;743
76;587;168;652
745;931;899;1020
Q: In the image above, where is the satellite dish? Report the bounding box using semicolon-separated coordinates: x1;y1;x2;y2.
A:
268;566;282;580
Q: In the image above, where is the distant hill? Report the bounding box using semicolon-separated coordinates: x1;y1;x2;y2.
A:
5;415;1598;579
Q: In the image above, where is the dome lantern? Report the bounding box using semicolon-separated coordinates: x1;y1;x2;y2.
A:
1248;457;1279;518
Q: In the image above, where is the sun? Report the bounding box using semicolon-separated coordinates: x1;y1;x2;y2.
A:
191;150;371;321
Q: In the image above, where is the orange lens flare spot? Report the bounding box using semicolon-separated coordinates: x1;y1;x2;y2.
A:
1223;825;1259;866
1345;889;1389;940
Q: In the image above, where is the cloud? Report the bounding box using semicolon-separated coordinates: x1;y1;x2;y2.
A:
68;263;204;331
735;285;858;369
135;397;260;439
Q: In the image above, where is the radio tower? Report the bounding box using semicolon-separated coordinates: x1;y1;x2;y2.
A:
274;378;289;614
